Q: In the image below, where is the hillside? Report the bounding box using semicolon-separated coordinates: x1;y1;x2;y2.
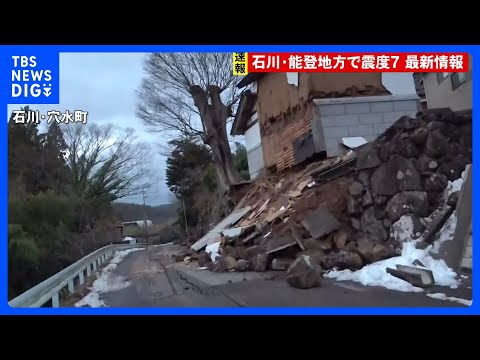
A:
113;202;178;225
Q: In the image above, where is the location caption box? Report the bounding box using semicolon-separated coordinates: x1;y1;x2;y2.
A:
4;52;60;104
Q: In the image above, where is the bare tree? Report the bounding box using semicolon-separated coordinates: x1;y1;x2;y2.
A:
136;53;243;193
63;123;153;202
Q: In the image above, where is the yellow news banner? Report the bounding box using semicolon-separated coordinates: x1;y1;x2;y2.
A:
233;52;248;76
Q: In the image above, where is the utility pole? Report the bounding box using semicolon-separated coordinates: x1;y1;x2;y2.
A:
141;187;149;246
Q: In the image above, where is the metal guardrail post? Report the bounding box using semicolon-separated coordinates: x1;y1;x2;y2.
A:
86;264;92;277
68;280;75;294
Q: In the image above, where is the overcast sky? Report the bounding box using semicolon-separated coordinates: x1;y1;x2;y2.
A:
7;53;417;206
8;53;172;206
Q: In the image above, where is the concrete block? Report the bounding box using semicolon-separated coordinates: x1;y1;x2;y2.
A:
373;123;391;135
324;126;349;138
346;102;371;114
320;104;346;116
323;114;359;127
348;124;373;137
322;115;337;127
383;111;412;124
393;100;419;112
370;101;394;113
325;138;339;149
327;146;341;157
358;113;384;125
386;264;435;288
363;135;377;142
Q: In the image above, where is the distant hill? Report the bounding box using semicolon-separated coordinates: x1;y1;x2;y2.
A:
113;202;178;225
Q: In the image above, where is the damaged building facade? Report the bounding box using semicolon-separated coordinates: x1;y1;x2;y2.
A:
412;55;473;112
231;72;421;178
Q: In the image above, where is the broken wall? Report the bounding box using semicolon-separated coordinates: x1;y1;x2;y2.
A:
313;95;420;157
262;102;314;171
256;72;390;172
256;72;389;124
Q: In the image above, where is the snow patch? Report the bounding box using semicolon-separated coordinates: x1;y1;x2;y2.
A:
444;177;464;199
74;247;144;308
326;211;459;292
390;215;415;243
205;241;221;262
427;293;472;306
431;211;457;254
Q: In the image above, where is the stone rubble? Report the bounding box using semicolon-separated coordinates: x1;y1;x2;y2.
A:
182;109;471;290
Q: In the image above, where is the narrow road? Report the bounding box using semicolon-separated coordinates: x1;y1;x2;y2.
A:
99;244;471;308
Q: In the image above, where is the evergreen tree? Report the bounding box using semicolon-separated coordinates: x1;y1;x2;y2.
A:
8;107;44;196
41;121;70;193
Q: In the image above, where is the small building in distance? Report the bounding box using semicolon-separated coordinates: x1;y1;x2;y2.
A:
118;220;153;237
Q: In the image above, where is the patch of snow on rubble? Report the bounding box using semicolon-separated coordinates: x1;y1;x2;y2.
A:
326;205;460;293
430;211;457;254
205;241;221;262
428;175;463;254
326;240;458;292
444;173;465;200
427;293;472;306
390;215;415;243
75;247;144;308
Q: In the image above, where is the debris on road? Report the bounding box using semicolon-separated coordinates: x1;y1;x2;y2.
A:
286;255;323;289
180;109;471;291
386;264;435;288
301;205;341;239
271;258;293;271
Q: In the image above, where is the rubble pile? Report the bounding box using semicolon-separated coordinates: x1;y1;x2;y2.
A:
184;109;471;290
347;109;471;257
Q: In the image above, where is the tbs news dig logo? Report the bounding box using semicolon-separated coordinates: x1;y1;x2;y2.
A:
11;55;52;98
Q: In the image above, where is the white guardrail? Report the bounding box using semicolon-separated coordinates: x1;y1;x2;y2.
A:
9;243;145;308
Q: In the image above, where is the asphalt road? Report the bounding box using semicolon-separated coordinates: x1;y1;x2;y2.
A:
99;245;472;308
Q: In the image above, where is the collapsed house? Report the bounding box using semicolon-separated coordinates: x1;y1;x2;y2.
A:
187;108;472;289
231;72;420;179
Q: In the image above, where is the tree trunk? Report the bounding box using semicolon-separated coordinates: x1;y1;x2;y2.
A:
190;85;241;193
